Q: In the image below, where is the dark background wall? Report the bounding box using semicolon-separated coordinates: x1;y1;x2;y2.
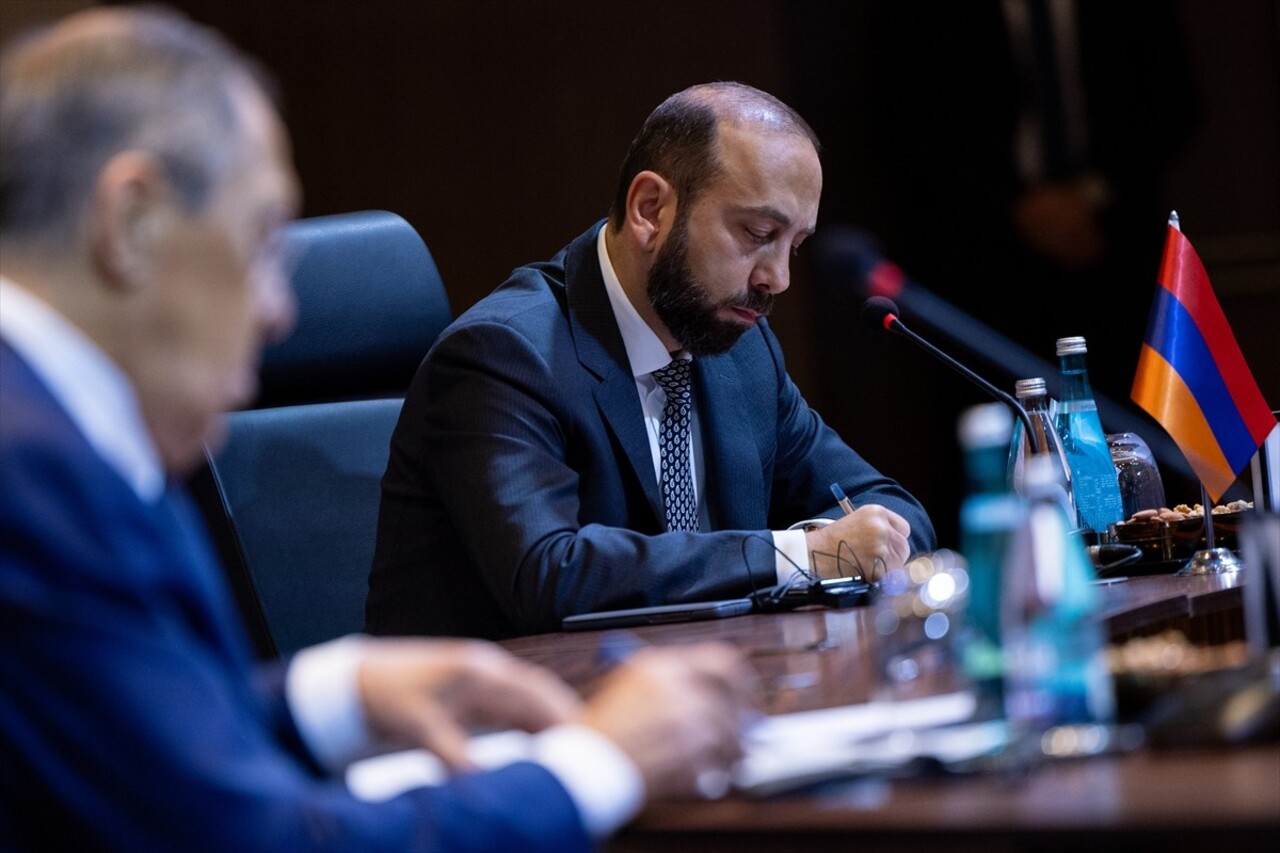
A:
3;0;1277;548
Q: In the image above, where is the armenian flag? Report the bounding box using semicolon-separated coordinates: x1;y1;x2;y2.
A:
1131;213;1277;503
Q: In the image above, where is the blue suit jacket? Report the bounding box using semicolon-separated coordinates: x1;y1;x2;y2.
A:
0;343;590;852
367;222;935;639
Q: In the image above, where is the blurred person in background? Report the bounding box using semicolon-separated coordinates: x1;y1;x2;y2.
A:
862;0;1198;398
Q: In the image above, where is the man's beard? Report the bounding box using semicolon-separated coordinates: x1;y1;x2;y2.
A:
646;214;773;357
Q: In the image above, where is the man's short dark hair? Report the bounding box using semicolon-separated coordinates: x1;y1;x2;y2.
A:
0;5;275;250
607;82;820;230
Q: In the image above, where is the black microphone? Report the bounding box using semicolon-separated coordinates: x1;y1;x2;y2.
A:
862;296;1045;453
813;226;1053;384
811;225;1199;483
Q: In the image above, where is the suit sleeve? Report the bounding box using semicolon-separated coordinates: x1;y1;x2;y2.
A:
0;435;591;853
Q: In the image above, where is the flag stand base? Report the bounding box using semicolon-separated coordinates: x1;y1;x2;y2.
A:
1177;547;1243;576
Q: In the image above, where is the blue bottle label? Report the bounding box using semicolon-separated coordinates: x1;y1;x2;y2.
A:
1056;403;1124;531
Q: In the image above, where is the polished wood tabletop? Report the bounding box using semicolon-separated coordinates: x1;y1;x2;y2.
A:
501;572;1279;851
613;744;1279;852
1096;571;1243;636
503;573;1248;711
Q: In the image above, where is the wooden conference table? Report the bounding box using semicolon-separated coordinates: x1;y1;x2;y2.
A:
502;573;1280;852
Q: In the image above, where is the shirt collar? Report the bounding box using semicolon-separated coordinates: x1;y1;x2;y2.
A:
595;223;683;376
0;275;166;502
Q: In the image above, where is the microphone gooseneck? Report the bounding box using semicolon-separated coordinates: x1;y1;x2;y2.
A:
862;297;1045;453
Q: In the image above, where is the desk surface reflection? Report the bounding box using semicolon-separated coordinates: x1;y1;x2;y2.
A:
501;574;1279;852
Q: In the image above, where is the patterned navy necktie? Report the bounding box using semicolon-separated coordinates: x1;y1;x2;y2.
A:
651;358;698;532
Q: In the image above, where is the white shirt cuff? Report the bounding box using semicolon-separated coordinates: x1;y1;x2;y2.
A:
528;724;646;839
772;528;814;585
285;635;374;772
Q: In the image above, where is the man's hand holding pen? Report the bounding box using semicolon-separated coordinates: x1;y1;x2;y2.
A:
804;486;913;582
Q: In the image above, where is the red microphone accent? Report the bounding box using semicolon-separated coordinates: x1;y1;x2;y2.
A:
881;313;898;331
867;260;905;299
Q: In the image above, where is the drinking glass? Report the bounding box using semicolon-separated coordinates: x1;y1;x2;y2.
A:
873;550;969;701
1107;432;1166;519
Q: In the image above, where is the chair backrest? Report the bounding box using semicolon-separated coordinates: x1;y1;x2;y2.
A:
190;210;452;658
255;209;451;408
202;399;403;657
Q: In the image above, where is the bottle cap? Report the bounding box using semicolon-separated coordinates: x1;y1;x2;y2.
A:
957;402;1012;449
1014;377;1047;399
1056;336;1088;356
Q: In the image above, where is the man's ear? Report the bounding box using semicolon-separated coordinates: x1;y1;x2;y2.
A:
87;151;170;290
624;170;677;254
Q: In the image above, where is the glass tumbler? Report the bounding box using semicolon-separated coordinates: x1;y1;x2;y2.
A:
873;550;970;701
1106;432;1166;520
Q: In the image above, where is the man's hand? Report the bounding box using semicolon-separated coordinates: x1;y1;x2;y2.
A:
804;504;911;581
357;639;583;769
576;643;759;800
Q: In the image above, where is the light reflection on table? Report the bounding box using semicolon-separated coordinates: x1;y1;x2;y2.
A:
500;572;1278;851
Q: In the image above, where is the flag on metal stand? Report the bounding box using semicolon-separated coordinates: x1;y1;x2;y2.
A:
1130;212;1277;506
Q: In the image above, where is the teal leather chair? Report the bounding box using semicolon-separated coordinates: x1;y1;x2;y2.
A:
191;210;451;658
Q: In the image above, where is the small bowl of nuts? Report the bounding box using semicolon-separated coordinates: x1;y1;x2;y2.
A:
1110;500;1254;563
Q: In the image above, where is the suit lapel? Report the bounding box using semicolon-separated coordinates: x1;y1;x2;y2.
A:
695;351;766;530
563;224;665;523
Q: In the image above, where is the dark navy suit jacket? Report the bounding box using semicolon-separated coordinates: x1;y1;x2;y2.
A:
367;222;935;639
0;342;590;852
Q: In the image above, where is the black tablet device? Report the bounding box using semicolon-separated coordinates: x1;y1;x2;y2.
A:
561;598;754;631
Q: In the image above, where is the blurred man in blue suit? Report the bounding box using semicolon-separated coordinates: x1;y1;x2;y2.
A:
0;7;754;850
368;81;936;639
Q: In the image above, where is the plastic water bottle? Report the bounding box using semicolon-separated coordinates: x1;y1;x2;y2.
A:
1001;453;1116;731
957;403;1026;719
1055;337;1124;537
1007;377;1075;520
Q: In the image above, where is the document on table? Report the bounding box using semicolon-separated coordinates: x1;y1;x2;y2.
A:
347;690;995;801
735;690;1007;796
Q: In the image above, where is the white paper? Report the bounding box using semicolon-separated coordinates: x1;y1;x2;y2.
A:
734;691;992;794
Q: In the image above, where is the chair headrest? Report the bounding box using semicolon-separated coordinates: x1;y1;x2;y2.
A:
254;210;452;407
